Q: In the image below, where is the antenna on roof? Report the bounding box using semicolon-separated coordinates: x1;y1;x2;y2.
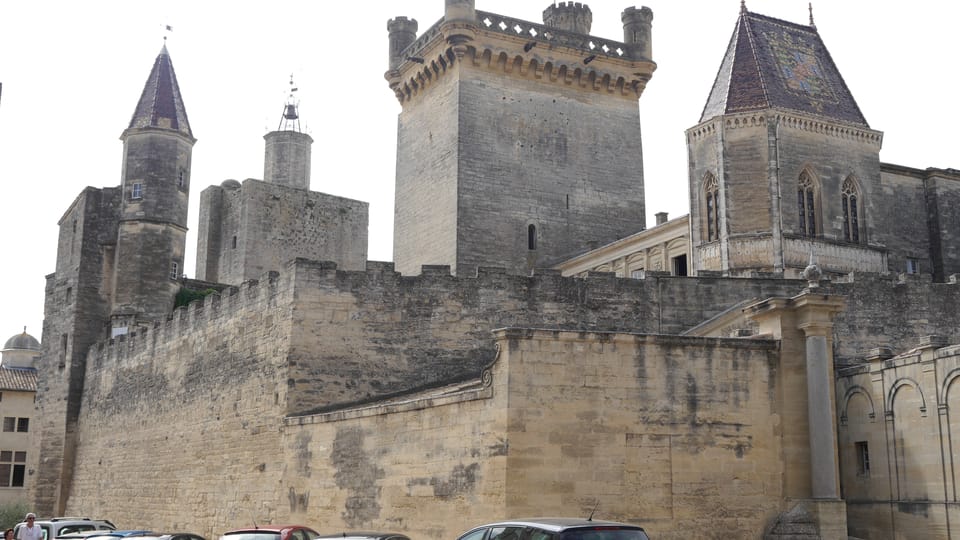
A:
809;3;816;28
587;500;599;521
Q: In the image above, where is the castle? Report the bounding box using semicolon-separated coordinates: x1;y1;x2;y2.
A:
31;1;960;539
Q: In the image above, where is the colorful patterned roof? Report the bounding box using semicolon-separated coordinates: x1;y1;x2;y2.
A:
0;366;37;392
700;9;868;127
127;44;193;138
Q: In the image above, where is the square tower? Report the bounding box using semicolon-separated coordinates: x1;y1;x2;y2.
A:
387;2;656;276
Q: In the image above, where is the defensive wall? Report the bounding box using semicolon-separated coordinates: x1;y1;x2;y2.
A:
60;259;960;538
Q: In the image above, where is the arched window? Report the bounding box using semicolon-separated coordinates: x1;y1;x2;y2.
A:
527;224;537;250
798;171;817;237
841;176;861;243
704;173;720;241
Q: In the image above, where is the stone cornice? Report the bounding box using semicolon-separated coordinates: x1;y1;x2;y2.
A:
686;108;883;148
386;12;655;105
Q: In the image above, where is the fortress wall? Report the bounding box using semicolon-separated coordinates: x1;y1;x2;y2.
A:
831;273;960;363
64;272;296;533
279;330;782;540
876;168;933;273
285;260;806;414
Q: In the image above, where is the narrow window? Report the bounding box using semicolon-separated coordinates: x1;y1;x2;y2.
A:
66;287;72;304
798;171;817;237
0;392;3;402
527;224;537;250
16;418;28;433
170;261;179;280
842;177;860;243
672;255;688;277
855;441;870;477
704;173;720;241
59;333;68;369
232;236;237;249
131;183;143;200
2;418;13;432
906;258;921;275
178;170;186;189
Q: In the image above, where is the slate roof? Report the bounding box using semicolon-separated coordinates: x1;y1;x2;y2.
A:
700;8;868;127
0;366;37;392
128;43;194;138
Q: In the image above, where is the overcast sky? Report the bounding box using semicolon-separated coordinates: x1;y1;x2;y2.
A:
1;0;956;346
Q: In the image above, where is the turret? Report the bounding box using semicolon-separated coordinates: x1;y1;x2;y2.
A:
263;77;313;190
542;2;593;35
112;43;196;333
442;0;476;49
387;17;419;72
621;6;653;61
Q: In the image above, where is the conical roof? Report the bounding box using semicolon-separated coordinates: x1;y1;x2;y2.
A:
700;9;867;127
127;43;193;138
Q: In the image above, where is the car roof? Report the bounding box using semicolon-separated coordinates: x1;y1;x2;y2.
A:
315;533;410;540
222;527;316;535
466;519;645;533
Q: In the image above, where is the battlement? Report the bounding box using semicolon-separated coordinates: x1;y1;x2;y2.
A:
543;2;593;35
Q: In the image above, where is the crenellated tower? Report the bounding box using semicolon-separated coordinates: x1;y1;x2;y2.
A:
387;1;656;276
111;44;196;334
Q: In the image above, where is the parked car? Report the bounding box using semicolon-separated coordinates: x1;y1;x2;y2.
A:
455;518;650;540
14;518;116;540
316;533;410;540
123;534;205;540
219;526;320;540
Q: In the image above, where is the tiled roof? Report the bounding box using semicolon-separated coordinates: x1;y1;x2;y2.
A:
700;10;868;127
0;366;37;392
128;43;193;138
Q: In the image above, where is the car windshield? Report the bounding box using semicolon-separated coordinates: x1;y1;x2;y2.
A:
561;528;649;540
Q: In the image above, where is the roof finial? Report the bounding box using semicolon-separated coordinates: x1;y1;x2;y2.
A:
808;3;816;28
740;0;747;14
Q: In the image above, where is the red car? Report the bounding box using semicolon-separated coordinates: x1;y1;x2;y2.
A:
219;526;320;540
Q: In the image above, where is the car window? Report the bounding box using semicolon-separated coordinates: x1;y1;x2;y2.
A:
458;529;487;540
560;529;649;540
60;527;96;536
489;527;524;540
524;529;554;540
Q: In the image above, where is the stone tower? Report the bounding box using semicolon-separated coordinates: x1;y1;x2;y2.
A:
33;44;194;515
686;6;885;277
386;1;656;276
263;78;313;189
111;43;195;334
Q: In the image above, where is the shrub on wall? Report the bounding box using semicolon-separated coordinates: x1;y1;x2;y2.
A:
0;500;31;530
174;287;217;309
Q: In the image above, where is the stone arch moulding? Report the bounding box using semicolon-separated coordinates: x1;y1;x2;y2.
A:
938;366;960;407
840;384;877;425
887;376;928;418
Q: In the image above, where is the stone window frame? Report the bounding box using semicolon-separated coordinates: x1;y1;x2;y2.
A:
170;260;179;280
797;168;821;238
841;175;863;244
0;450;27;487
703;172;720;241
855;440;870;477
131;182;143;200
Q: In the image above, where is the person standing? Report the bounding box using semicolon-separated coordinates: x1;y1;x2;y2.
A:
16;514;42;540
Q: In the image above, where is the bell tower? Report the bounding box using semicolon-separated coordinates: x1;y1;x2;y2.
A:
387;2;656;276
111;43;196;334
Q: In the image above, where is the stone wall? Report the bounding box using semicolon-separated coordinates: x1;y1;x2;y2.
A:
836;339;960;539
66;273;295;534
875;165;933;276
196;179;368;285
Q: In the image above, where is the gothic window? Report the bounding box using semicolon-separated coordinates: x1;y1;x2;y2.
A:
797;171;818;237
704;173;720;241
841;177;861;243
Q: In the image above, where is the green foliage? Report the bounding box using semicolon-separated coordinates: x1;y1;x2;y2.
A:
174;287;217;309
0;500;30;530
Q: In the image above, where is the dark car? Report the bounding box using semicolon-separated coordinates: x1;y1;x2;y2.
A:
456;519;650;540
316;532;410;540
219;526;320;540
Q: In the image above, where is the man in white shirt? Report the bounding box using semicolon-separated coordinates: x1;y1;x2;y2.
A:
16;514;42;540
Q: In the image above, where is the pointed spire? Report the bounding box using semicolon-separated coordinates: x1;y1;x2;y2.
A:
740;0;747;15
127;43;193;139
809;3;816;28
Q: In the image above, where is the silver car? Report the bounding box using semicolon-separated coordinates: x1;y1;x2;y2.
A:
456;518;650;540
